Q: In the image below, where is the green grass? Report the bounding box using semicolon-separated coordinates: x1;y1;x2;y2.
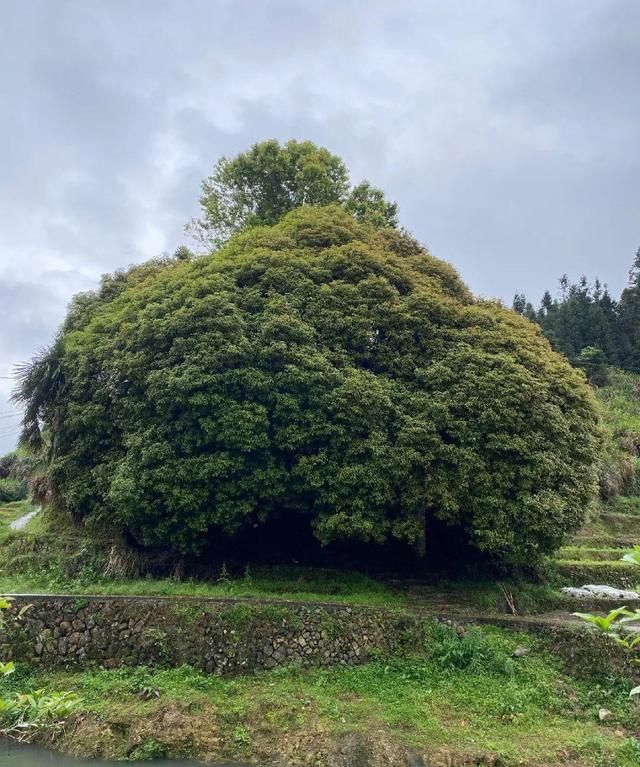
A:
0;506;406;607
2;622;638;766
569;510;640;555
597;369;640;436
558;546;628;562
608;496;640;516
554;561;640;590
585;512;640;538
0;568;407;607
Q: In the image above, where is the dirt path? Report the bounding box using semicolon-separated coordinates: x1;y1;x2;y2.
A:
403;584;640;632
10;507;39;531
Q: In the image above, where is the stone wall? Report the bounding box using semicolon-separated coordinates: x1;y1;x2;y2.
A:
0;596;420;675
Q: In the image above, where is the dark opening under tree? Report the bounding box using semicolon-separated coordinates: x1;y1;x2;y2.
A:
15;201;601;565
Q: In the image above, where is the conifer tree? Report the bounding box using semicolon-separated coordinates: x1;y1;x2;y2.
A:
619;246;640;372
515;249;638;375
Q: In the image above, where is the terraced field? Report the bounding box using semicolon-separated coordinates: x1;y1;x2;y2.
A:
556;511;640;589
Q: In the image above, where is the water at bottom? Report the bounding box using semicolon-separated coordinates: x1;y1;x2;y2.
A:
1;741;244;766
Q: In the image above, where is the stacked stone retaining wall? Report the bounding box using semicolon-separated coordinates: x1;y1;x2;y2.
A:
0;595;420;675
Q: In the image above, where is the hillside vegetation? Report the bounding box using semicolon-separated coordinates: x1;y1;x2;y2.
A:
598;368;640;506
555;369;640;586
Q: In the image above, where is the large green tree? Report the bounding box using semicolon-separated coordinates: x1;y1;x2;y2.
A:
187;139;398;247
17;206;601;565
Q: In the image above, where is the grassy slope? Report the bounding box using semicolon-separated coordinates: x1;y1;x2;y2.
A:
554;369;640;586
597;369;640;438
0;571;406;607
2;622;639;766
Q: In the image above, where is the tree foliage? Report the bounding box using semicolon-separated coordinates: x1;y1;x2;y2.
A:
16;206;601;564
618;247;640;373
0;451;29;503
187;139;397;247
575;346;610;387
513;247;640;375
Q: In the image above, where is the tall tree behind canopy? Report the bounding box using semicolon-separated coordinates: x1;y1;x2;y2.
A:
187;139;398;248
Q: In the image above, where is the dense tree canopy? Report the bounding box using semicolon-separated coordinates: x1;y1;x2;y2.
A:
619;249;640;372
17;206;601;565
187;139;398;247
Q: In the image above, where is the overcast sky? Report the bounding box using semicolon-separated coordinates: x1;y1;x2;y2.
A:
0;0;638;453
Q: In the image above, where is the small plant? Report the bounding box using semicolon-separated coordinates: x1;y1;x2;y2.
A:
0;661;15;676
0;597;16;679
573;547;640;697
0;690;82;739
622;546;640;566
129;738;167;761
217;561;232;592
425;621;516;677
0;596;81;740
135;685;160;701
572;606;635;633
143;627;168;654
233;725;251;746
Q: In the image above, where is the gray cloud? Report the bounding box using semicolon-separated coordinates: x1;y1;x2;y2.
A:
0;0;638;452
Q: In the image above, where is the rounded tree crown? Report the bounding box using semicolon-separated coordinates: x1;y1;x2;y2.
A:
21;206;602;564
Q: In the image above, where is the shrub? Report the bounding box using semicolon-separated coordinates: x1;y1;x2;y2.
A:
425;622;515;676
15;206;601;564
0;598;82;739
0;478;27;504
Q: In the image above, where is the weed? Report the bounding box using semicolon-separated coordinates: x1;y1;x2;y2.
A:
128;739;167;761
233;725;250;746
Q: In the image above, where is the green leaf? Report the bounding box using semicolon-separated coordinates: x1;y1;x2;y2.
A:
621;546;640;565
0;661;15;677
573;607;633;632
